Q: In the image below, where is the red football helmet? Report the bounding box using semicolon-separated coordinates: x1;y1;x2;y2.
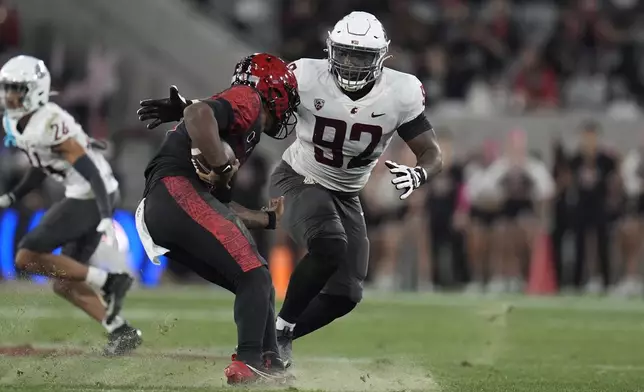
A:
231;53;300;139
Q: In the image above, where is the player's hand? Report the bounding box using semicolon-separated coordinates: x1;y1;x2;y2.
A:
213;159;241;189
385;160;428;200
195;159;240;187
195;169;216;185
267;196;285;221
137;85;190;130
96;218;118;247
0;193;16;208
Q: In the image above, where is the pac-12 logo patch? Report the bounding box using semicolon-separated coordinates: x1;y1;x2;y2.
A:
314;98;325;110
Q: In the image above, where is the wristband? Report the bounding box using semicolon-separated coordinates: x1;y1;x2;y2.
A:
414;166;428;186
265;211;277;230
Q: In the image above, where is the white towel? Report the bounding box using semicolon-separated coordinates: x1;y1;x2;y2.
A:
135;198;169;265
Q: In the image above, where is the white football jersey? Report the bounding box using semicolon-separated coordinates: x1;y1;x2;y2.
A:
3;103;118;199
282;58;426;193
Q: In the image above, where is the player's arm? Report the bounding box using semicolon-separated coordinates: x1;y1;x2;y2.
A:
228;202;271;229
400;115;443;179
0;168;47;207
385;79;443;200
183;100;231;170
386;113;443;200
228;197;284;230
53;138;112;220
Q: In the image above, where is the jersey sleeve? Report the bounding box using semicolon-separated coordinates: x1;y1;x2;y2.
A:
214;85;262;133
202;98;234;130
40;107;80;147
396;112;433;142
287;59;307;90
397;75;427;126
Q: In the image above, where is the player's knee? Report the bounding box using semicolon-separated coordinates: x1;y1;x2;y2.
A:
321;293;358;318
238;266;272;294
52;279;72;297
15;248;41;270
308;237;348;269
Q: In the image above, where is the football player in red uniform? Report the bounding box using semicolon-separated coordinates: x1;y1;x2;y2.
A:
136;53;299;384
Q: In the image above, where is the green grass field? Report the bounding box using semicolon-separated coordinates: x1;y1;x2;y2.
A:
0;283;643;392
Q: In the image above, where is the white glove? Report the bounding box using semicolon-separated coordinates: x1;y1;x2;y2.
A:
0;193;15;208
385;160;428;200
96;218;117;247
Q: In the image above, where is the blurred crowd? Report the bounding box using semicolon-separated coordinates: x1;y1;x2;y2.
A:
352;122;644;297
280;0;644;116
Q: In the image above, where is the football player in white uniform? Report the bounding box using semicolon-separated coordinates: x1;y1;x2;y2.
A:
0;55;141;356
136;11;442;367
270;11;441;366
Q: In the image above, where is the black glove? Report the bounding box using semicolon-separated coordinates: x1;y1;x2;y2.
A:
137;85;191;130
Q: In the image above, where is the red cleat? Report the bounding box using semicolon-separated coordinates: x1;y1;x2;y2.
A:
224;353;290;385
224;360;258;385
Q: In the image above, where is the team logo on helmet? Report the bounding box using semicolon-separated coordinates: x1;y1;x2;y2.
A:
314;98;325;111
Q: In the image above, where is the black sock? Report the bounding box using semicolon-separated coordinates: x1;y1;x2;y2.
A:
262;286;279;354
278;238;345;323
293;294;357;340
234;267;271;365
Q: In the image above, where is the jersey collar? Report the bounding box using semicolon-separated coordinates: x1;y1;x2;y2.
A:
331;71;386;106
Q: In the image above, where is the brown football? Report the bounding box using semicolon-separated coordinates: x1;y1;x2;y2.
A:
191;141;236;175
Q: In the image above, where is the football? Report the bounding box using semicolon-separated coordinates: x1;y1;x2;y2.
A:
191;141;236;176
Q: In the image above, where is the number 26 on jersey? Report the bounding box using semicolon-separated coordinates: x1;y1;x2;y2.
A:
50;121;70;141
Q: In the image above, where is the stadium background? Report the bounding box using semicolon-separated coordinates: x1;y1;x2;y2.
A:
3;0;644;295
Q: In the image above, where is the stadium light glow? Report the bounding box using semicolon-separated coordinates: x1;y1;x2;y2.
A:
0;209;165;286
27;210;50;285
0;209;18;280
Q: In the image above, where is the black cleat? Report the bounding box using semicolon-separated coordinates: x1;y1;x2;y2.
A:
102;272;133;324
263;351;294;384
276;327;294;368
263;351;292;376
103;324;142;356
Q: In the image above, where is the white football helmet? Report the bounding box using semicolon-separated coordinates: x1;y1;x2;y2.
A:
0;55;51;120
326;11;390;92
